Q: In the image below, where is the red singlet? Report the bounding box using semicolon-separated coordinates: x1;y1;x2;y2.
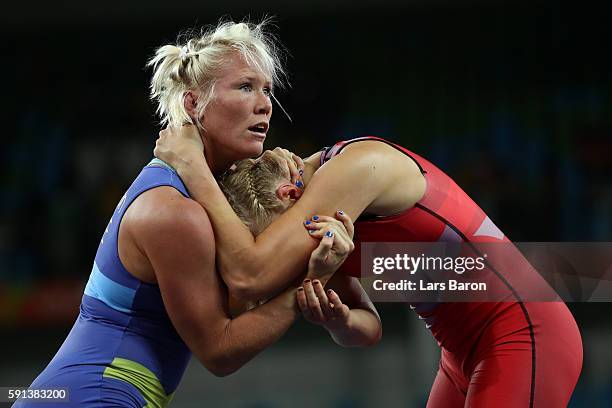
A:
320;137;582;408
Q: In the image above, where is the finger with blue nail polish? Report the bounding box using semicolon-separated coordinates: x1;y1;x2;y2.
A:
334;210;354;240
304;215;342;236
304;219;318;233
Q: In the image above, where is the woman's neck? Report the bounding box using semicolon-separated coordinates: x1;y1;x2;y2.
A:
202;140;236;177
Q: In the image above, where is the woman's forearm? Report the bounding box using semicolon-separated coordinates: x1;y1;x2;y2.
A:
179;161;316;301
207;287;299;376
327;309;382;347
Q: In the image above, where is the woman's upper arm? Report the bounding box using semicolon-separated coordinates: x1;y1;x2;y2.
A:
291;142;394;220
130;189;229;367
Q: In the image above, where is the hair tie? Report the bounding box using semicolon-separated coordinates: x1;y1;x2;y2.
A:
179;46;189;59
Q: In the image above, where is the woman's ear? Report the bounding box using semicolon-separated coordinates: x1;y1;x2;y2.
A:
276;183;303;202
183;90;199;121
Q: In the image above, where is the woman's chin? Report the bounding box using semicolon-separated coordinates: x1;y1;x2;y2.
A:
231;144;264;161
245;140;265;158
220;136;265;162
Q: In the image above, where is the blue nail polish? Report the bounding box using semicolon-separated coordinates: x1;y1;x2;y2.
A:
312;215;319;221
305;220;311;225
295;180;304;188
325;231;334;238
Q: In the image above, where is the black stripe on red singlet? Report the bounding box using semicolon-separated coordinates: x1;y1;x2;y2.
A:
328;137;428;175
415;203;536;408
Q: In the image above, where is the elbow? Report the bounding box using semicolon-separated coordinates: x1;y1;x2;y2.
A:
207;363;239;378
368;325;383;346
200;353;241;378
351;329;383;348
197;332;251;377
355;321;383;348
365;317;383;347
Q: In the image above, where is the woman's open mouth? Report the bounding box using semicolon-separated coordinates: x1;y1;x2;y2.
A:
248;122;268;138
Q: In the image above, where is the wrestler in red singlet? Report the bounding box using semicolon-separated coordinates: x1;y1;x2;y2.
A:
321;137;583;408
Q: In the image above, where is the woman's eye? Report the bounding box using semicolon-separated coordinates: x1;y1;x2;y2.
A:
263;87;272;96
239;83;252;91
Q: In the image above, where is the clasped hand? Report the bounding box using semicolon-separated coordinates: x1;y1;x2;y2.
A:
298;211;356;330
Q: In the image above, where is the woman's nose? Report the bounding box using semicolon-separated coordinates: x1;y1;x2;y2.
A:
255;92;272;115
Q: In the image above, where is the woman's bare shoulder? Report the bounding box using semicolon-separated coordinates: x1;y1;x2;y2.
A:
125;186;213;242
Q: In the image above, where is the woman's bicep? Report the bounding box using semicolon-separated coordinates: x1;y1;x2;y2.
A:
135;197;230;363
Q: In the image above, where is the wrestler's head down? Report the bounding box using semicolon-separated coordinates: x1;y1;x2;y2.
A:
148;19;286;164
219;152;302;235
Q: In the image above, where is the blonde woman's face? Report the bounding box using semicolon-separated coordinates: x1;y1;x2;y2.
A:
200;52;273;162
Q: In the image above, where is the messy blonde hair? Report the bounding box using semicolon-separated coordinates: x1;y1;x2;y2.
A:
219;156;288;235
147;18;286;128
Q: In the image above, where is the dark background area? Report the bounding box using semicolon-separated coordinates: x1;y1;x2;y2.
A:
1;1;611;406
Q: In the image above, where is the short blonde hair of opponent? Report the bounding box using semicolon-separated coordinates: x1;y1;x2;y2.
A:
219;156;288;235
